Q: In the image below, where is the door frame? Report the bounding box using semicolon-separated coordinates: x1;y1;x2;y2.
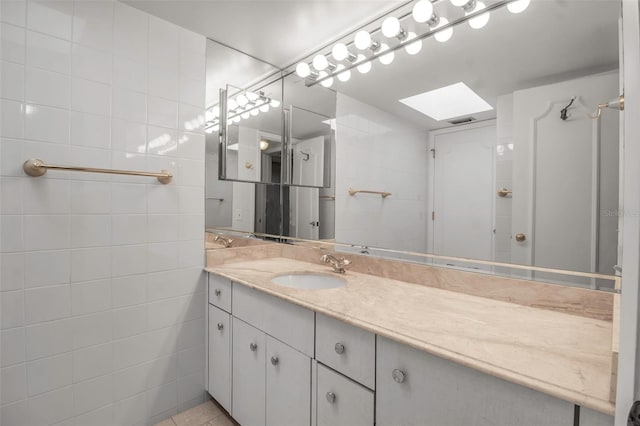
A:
616;1;640;424
426;119;497;259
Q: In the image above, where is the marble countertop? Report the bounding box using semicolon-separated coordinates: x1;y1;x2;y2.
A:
205;257;615;415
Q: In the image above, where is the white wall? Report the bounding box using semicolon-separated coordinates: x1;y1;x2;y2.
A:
0;2;207;425
495;94;514;264
334;94;428;253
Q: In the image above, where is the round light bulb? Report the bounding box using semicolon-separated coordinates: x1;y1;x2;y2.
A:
259;104;270;113
354;30;372;50
507;0;530;14
211;106;220;118
378;43;394;65
312;54;329;70
246;92;259;101
381;17;401;38
356;54;372;74
318;71;334;88
412;0;434;23
241;112;250;119
332;43;350;61
336;64;351;82
232;116;241;123
236;94;248;106
296;62;311;78
450;0;469;6
467;1;490;29
404;32;422;55
250;109;259;116
433;17;453;43
228;99;238;110
270;99;280;108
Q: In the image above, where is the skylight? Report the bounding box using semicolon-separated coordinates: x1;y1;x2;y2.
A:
398;82;493;121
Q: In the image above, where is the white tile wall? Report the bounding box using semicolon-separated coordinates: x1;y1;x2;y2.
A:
0;1;206;425
334;94;429;253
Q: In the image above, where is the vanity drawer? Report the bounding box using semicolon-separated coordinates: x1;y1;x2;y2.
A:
317;363;374;426
232;282;314;357
316;313;375;389
209;273;232;312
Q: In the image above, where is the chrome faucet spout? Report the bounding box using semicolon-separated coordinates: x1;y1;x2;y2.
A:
214;235;233;248
320;254;351;274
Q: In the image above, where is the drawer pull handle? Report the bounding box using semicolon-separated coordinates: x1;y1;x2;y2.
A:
334;342;345;355
249;343;257;351
271;356;279;366
214;289;221;296
217;322;224;331
392;369;406;383
326;392;336;404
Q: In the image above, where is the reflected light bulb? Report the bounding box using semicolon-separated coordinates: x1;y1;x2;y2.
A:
228;99;238;110
433;17;453;42
378;43;394;65
507;0;530;14
336;64;351;82
296;62;311;78
211;106;220;117
356;54;371;74
450;0;469;6
232;116;241;123
319;71;334;88
241;112;250;119
236;94;248;106
250;109;259;116
467;1;490;29
259;104;270;113
312;54;329;70
270;99;280;108
354;30;372;50
246;92;259;101
412;0;433;23
332;43;350;61
381;17;401;38
404;32;422;55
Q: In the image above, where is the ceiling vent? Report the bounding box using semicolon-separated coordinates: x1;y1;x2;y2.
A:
448;116;476;125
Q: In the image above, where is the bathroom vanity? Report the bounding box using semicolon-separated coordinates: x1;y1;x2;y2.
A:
203;245;618;426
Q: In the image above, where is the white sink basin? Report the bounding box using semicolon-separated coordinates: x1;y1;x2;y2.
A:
271;273;346;290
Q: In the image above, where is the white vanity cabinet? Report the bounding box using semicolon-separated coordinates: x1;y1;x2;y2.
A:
376;336;575;426
208;305;232;413
316;363;374;426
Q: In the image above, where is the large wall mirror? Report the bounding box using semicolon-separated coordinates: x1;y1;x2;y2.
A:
205;0;622;289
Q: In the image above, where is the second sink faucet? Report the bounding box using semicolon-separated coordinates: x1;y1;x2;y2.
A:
320;254;351;274
214;235;233;248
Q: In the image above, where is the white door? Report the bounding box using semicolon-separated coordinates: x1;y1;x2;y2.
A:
208;306;232;412
291;186;320;240
431;122;496;266
232;318;266;426
265;336;311;426
511;72;619;285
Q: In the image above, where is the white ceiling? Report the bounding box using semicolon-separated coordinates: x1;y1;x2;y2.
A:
129;0;620;131
124;0;400;67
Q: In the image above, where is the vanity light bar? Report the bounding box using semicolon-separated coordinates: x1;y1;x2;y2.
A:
299;0;528;88
205;92;281;132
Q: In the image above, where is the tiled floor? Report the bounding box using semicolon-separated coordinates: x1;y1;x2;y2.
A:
154;400;237;426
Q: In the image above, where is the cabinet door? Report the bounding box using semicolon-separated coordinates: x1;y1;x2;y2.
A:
233;318;266;426
209;305;231;412
316;364;374;426
376;336;575;426
266;335;311;426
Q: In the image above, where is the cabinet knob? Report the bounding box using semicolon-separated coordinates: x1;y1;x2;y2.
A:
214;289;221;296
334;342;345;355
217;322;224;331
515;233;526;242
326;392;336;404
249;342;257;351
392;369;406;383
270;356;279;366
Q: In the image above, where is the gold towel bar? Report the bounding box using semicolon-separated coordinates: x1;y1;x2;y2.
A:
348;188;391;198
23;158;173;184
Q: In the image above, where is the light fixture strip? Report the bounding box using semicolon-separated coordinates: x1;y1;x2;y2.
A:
306;0;518;87
207;97;271;127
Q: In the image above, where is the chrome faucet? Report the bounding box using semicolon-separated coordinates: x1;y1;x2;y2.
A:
213;235;233;248
320;254;351;274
